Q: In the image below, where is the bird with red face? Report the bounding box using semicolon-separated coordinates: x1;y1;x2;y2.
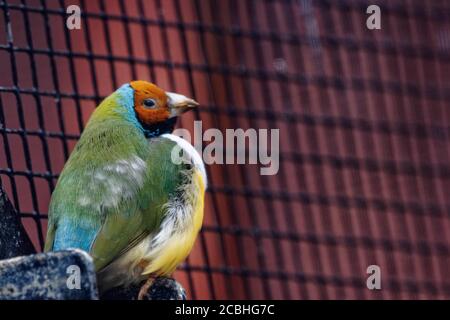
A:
45;81;206;298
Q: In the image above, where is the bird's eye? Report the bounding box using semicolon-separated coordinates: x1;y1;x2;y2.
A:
143;98;157;109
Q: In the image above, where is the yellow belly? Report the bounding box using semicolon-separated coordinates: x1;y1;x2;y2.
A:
141;169;205;276
98;169;205;291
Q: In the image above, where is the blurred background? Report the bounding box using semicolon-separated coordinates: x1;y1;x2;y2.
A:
0;0;449;299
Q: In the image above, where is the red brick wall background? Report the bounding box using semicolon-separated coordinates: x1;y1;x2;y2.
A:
0;0;449;299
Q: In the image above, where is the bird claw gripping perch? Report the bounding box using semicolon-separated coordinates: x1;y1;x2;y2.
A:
101;277;186;300
139;277;187;300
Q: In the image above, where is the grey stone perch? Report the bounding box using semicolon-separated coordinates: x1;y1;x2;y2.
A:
0;249;98;300
0;248;185;300
0;182;35;259
101;277;187;300
145;277;187;300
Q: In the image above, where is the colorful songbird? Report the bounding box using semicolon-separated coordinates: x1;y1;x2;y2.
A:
44;81;206;297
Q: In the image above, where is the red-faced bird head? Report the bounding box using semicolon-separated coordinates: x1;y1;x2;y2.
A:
130;80;198;127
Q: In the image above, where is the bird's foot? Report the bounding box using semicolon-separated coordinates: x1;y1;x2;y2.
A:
138;276;155;300
100;276;186;300
137;276;187;300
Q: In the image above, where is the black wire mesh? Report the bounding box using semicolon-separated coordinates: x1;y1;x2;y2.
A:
0;0;449;299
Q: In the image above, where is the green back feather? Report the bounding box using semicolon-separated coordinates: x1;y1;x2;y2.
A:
45;87;184;271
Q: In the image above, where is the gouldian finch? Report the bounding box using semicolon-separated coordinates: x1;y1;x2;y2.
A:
44;81;206;296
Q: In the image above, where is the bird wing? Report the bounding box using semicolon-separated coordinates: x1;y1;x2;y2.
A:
90;137;186;271
45;136;186;272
